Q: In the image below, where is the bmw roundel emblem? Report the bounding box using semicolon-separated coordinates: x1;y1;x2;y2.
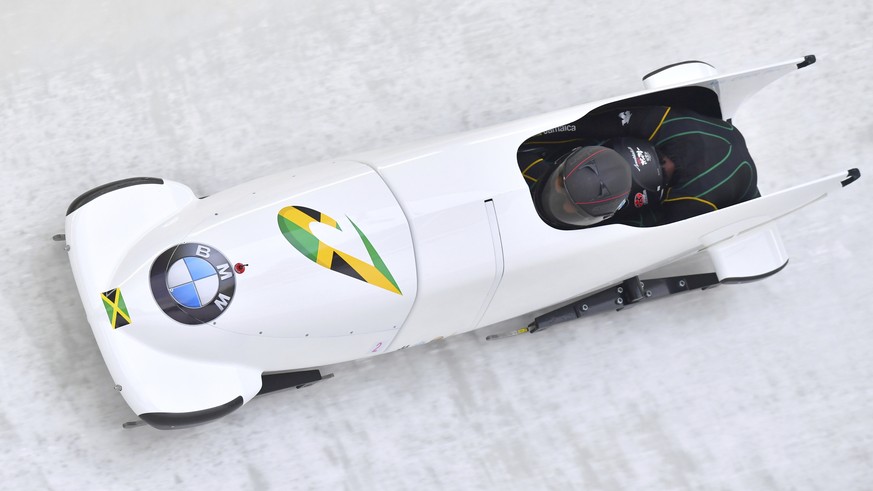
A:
150;243;236;325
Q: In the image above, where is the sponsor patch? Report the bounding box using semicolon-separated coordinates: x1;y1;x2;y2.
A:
101;288;131;329
634;191;649;208
619;111;632;126
150;243;236;325
627;145;654;172
539;124;577;135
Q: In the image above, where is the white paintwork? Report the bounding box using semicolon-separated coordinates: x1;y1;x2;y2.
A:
695;58;808;120
63;55;856;423
180;161;417;341
471;200;507;329
708;223;789;281
478;170;847;327
640;58;806;121
66;160;417;414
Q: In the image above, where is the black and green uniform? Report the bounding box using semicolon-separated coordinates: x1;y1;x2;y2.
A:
518;106;759;226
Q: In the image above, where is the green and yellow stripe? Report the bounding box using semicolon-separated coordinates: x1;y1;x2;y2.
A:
277;206;402;295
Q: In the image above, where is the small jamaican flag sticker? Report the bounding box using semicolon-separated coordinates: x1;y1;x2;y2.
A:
101;288;131;329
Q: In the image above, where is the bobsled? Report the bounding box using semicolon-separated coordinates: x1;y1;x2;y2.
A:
62;54;859;429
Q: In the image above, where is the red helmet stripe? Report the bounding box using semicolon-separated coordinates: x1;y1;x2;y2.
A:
565;148;610;178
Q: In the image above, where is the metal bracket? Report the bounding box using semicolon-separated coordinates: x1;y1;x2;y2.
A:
530;273;720;333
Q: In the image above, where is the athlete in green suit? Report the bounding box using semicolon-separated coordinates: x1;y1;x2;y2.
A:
519;106;759;227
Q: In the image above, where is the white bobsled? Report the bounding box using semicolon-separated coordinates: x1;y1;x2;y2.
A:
63;54;859;429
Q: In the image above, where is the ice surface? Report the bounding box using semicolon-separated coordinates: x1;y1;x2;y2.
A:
1;1;872;489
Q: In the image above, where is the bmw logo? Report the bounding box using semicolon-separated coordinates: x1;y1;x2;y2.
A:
150;243;236;325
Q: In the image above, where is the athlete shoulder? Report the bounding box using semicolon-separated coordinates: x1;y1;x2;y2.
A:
577;106;672;139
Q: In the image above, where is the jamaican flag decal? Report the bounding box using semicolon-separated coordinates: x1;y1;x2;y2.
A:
101;288;131;329
277;206;401;295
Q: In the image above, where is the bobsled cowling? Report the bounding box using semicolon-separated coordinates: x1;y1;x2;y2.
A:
64;54;858;429
66;162;418;427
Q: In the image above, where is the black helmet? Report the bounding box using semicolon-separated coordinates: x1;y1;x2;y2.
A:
605;137;663;193
604;137;665;210
541;146;632;227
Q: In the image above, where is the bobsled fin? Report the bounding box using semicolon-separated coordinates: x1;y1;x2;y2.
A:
66;177;163;216
258;370;332;395
708;223;789;282
139;396;244;430
720;259;789;284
